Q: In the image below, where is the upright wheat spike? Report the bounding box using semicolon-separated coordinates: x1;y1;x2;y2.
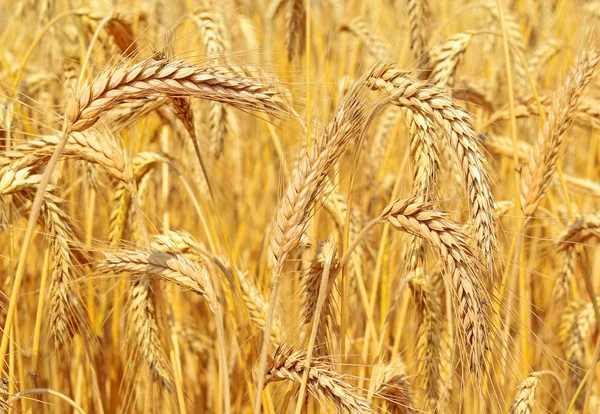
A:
407;0;429;68
553;246;580;303
238;271;284;345
191;6;232;157
366;106;401;183
527;39;562;81
284;0;306;61
539;0;556;39
109;152;168;246
42;191;84;347
322;186;371;285
191;8;230;60
521;50;600;218
403;104;440;274
270;71;385;279
1;170;83;346
485;2;528;93
122;180;177;394
301;238;339;355
408;272;443;410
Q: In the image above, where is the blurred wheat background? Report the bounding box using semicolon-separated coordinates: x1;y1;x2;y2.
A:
1;0;600;412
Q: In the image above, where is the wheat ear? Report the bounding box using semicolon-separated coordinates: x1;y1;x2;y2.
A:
65;59;292;133
284;0;306;61
408;273;443;410
374;358;414;414
1;169;84;347
0;132;129;182
261;346;375;413
378;197;490;376
407;0;429;68
557;213;600;252
366;65;497;276
257;68;388;413
521;50;600;218
127;276;173;391
340;17;389;62
191;7;231;157
101;249;230;413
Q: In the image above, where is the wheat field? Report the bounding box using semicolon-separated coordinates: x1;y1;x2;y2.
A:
0;0;600;412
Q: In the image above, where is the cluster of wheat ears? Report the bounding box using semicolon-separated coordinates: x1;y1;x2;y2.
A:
1;0;600;413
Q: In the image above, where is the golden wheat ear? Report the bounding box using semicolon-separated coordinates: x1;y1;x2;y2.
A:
366;66;497;278
262;346;375;413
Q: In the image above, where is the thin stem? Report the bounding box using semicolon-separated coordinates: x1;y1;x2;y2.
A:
294;242;334;413
7;388;87;414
